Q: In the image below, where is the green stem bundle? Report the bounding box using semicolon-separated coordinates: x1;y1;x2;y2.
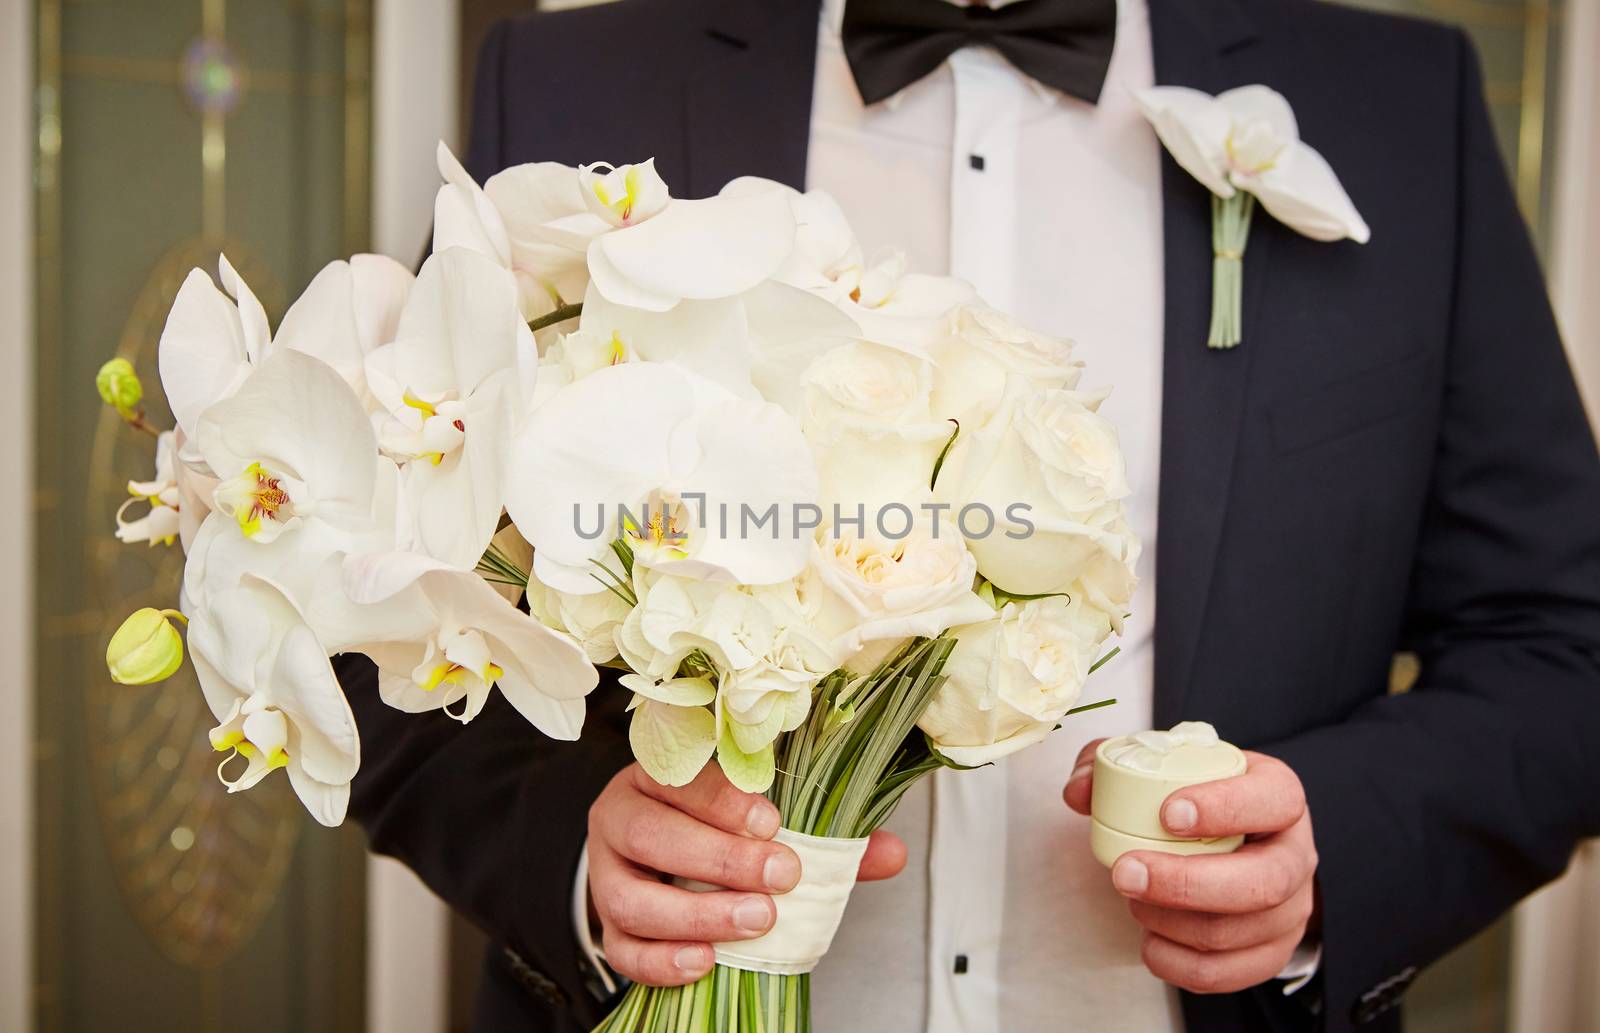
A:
1208;192;1255;349
592;638;958;1033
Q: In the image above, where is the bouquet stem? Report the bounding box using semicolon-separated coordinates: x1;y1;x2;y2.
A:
1208;192;1255;349
591;638;957;1033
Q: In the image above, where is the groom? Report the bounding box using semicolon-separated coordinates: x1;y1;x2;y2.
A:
340;1;1600;1031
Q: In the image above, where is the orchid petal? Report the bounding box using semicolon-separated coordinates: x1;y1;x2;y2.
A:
1133;86;1235;198
158;269;252;436
1248;142;1371;243
195;349;378;523
218;254;272;365
433;141;511;266
1216;84;1299;143
587;186;797;310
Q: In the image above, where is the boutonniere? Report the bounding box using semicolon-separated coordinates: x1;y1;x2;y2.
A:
1135;85;1370;349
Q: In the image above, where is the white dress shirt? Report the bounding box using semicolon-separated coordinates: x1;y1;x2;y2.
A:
575;2;1315;1027
806;1;1176;1030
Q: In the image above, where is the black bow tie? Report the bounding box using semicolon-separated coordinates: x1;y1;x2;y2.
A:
841;0;1118;106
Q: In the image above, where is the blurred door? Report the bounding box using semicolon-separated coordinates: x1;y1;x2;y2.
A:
31;1;372;1031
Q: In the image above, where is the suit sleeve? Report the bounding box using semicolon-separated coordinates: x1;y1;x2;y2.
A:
341;654;633;1014
1261;31;1600;1032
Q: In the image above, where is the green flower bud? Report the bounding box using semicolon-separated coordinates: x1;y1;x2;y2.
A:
96;357;143;416
106;607;186;685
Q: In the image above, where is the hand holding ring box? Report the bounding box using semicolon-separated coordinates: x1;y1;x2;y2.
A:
1089;721;1247;867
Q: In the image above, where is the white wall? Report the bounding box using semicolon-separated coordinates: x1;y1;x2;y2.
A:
0;0;34;1028
1509;1;1600;1030
367;3;458;1031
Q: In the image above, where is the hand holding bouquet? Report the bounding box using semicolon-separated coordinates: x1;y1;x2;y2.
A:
100;144;1139;1032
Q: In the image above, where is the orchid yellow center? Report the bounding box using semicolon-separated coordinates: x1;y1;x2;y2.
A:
395;389;466;467
419;659;504;692
214;462;294;540
209;701;291;793
1224;121;1286;176
623;503;689;560
592;166;644;223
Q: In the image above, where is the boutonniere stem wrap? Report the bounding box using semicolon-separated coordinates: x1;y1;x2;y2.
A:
1136;84;1370;349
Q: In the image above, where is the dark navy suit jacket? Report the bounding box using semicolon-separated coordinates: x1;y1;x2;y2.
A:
338;1;1600;1030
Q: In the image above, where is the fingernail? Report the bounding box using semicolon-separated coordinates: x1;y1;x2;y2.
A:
746;804;779;839
674;946;707;972
1164;798;1198;833
764;851;801;891
1113;857;1149;896
1070;761;1093;785
733;896;772;932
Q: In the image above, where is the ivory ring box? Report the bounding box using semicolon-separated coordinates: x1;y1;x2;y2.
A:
1089;722;1247;868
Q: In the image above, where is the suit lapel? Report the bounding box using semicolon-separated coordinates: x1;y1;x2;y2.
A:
1149;0;1277;725
684;0;823;196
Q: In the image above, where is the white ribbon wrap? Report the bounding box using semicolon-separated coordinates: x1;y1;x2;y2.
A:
681;828;870;976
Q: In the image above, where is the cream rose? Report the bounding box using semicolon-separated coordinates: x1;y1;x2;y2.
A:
801;341;953;513
918;595;1114;766
934;382;1139;603
803;523;993;673
930;304;1083;430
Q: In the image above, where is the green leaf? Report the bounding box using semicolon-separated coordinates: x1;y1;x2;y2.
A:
1063;696;1117;716
928;419;960;490
1087;646;1121;676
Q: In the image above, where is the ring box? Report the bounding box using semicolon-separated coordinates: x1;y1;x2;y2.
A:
1089;722;1247;868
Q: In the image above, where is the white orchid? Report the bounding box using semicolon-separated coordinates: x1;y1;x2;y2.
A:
180;349;397;625
272;254;414;405
364;247;527;568
506;361;819;594
434;143;609;319
159;254;413;442
579;159;671;227
158;255;273;439
1134;84;1369;243
190;574;359;827
586;177;798;312
115;430;182;547
1135;84;1368;348
340;550;598;736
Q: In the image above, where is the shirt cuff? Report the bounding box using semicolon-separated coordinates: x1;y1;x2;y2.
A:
1276;939;1322;995
572;840;618;997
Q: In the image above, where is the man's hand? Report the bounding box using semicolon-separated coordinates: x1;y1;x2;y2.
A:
1064;740;1319;994
588;762;907;986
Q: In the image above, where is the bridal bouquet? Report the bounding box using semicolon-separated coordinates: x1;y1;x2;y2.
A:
99;144;1139;1032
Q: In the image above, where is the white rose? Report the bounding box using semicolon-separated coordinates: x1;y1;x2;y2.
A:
803;524;993;673
919;596;1113;766
935;383;1139;602
930;305;1083;430
801;341;952;512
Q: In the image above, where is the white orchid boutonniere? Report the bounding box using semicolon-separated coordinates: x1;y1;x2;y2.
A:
1136;84;1370;348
